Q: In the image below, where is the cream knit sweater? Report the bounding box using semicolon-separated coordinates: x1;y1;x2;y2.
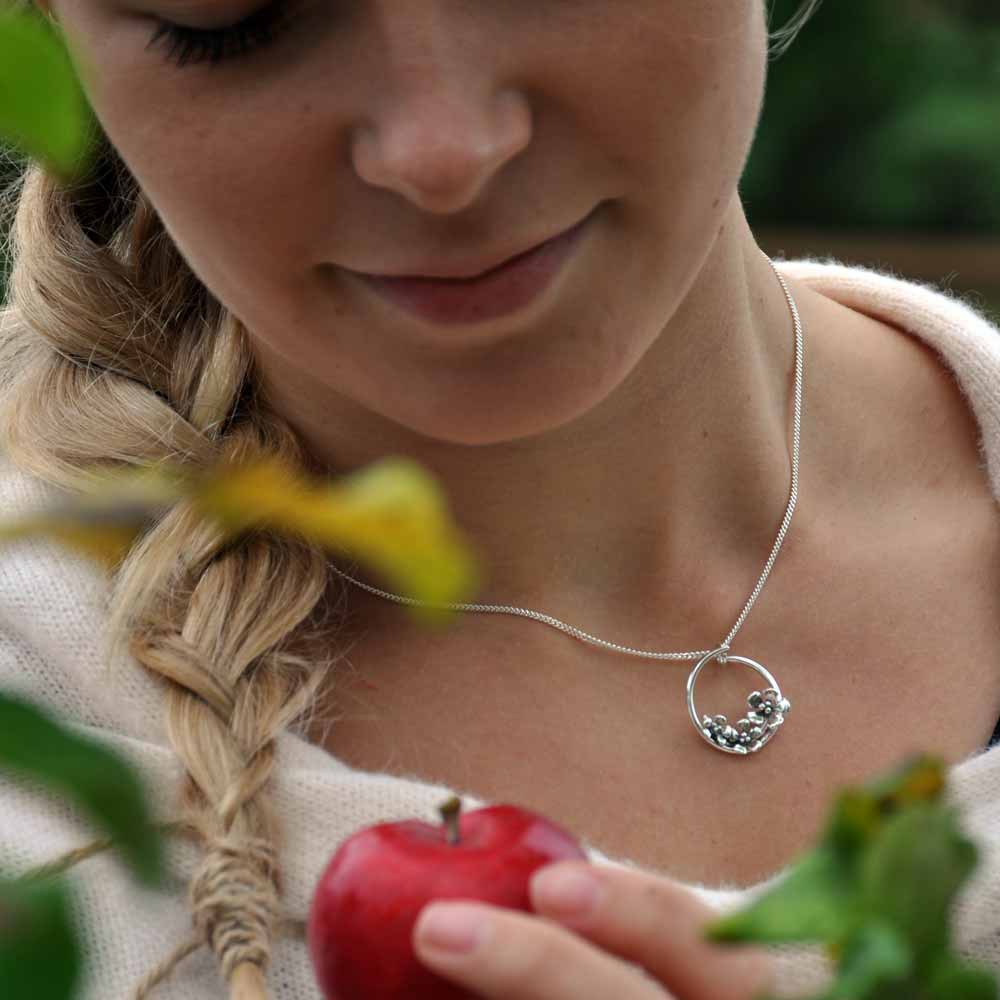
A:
1;257;999;1000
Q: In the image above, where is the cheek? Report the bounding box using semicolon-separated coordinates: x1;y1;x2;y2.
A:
61;19;314;313
98;92;313;324
591;4;767;185
587;0;766;279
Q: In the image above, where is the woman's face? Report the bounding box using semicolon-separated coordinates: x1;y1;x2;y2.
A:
50;1;769;449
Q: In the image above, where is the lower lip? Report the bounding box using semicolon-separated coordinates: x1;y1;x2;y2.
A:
351;211;593;326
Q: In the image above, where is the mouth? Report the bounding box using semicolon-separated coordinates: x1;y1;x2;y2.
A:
346;207;598;327
352;209;594;281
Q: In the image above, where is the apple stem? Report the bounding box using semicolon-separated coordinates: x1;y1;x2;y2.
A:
439;795;462;846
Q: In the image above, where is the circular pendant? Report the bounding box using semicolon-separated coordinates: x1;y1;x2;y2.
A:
686;647;791;755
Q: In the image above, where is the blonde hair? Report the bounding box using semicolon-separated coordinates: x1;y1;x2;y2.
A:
0;108;351;1000
768;0;825;60
0;2;823;996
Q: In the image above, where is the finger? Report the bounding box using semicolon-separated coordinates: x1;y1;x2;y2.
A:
412;899;671;1000
528;861;776;1000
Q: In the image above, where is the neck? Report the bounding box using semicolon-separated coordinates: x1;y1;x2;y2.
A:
259;203;824;644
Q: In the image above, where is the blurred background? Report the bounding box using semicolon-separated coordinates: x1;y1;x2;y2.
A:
753;0;1000;320
2;0;999;316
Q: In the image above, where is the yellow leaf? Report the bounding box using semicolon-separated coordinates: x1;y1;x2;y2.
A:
0;463;188;568
190;455;482;623
189;455;316;535
0;455;482;626
39;523;140;570
0;516;139;569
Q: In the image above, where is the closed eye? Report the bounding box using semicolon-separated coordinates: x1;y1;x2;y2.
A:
146;0;294;68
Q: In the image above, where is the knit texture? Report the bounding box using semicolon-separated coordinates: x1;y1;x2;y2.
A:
1;257;999;998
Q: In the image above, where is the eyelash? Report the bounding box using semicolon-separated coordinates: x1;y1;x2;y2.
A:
147;0;294;68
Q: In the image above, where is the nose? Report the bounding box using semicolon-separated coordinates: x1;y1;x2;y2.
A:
351;83;532;215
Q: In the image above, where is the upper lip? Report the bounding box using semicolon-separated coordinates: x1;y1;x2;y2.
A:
347;210;590;281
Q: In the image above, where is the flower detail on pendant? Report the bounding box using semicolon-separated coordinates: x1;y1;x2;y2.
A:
688;649;791;754
748;688;792;725
699;688;791;754
700;713;765;753
734;716;767;748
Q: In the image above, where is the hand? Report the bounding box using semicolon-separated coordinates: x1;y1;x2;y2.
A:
412;859;777;999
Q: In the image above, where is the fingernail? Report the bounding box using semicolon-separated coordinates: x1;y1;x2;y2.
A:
415;903;492;954
531;865;603;916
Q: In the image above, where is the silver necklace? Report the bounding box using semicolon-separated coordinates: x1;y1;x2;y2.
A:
331;249;799;756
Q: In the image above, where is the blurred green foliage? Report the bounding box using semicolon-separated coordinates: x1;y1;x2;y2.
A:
0;694;166;1000
708;754;999;1000
0;9;93;182
0;695;164;887
748;0;1000;233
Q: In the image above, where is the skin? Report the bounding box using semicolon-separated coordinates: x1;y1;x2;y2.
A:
40;0;831;639
412;859;777;1000
38;1;818;992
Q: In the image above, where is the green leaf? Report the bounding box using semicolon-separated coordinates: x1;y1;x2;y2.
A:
824;786;884;856
0;875;81;1000
704;847;858;944
0;694;164;888
813;921;913;1000
862;753;948;810
858;801;978;964
706;754;993;1000
0;8;96;181
925;953;999;1000
706;758;951;948
823;755;947;858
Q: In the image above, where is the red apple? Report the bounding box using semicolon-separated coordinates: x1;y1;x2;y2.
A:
307;796;588;999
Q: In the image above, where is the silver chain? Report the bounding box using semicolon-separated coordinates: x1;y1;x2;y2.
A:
331;249;802;668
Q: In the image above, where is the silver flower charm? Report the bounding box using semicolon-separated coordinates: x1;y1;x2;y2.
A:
700;713;763;754
699;688;790;754
747;687;792;725
687;649;791;754
734;717;766;748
